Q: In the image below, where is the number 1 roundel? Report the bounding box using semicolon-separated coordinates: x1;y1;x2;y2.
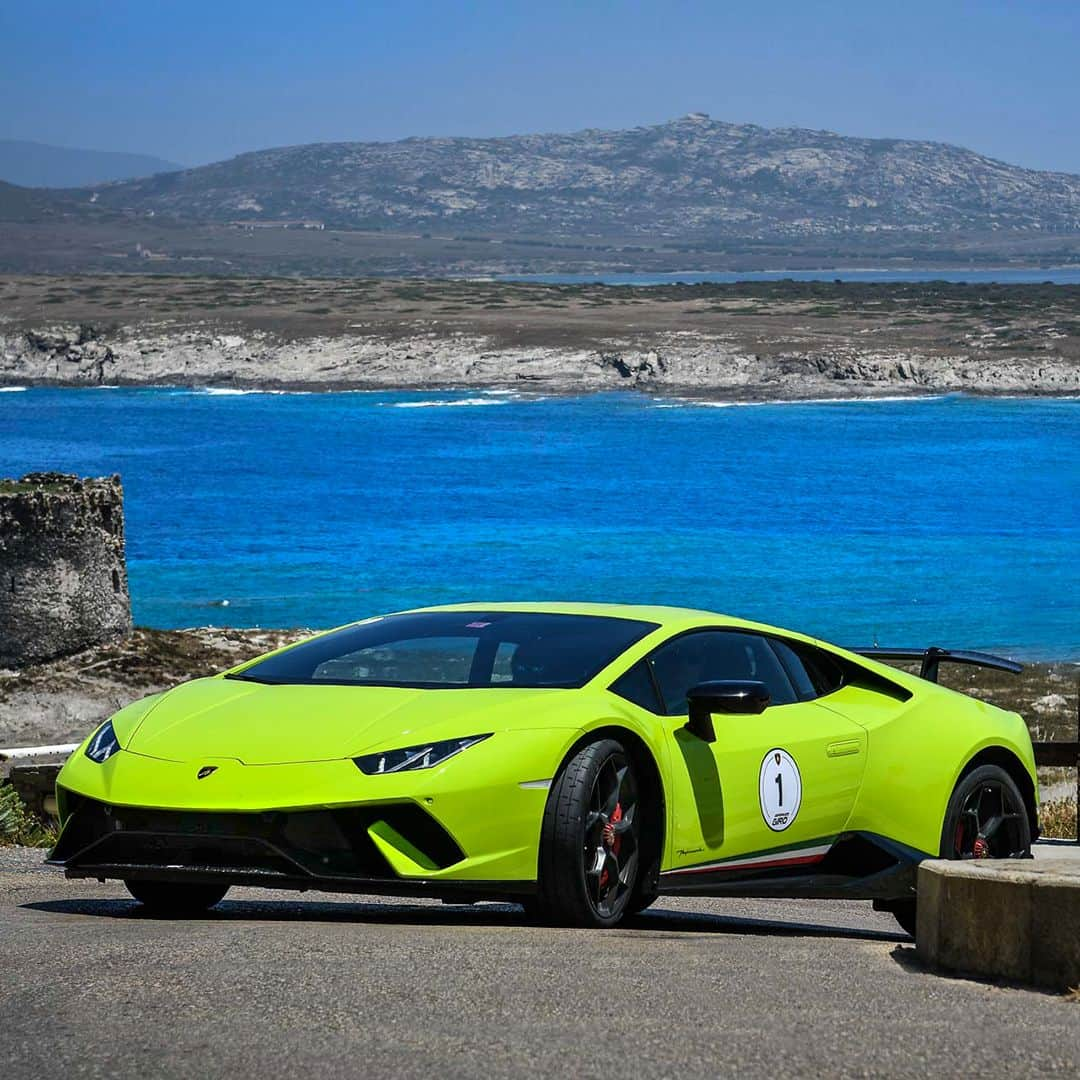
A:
759;748;802;831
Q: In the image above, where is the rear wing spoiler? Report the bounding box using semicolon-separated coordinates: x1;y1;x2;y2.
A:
847;647;1023;683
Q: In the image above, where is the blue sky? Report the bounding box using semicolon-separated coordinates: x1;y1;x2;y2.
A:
2;0;1079;171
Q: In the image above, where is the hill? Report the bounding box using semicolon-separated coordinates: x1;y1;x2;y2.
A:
0;140;181;189
80;114;1080;242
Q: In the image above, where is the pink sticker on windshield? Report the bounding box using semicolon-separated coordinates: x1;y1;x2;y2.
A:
466;621;492;628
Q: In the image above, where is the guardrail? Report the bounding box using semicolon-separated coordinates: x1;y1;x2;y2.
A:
0;745;77;820
0;743;79;761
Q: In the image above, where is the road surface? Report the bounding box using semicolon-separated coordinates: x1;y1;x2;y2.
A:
2;847;1078;1078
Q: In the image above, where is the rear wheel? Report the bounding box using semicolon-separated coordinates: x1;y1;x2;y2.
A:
125;879;229;916
534;738;643;927
890;764;1031;937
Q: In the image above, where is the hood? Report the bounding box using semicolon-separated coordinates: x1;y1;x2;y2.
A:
123;676;574;765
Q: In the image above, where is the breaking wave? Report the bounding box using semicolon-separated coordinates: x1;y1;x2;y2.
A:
383;397;511;408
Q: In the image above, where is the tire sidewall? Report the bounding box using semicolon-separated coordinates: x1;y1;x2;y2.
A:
939;764;1032;859
538;737;640;928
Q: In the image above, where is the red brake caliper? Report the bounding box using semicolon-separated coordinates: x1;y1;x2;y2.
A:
600;803;622;888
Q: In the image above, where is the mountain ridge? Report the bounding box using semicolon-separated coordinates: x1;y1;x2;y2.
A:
76;114;1080;241
0;139;181;189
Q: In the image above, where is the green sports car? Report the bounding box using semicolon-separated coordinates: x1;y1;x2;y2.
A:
50;603;1037;933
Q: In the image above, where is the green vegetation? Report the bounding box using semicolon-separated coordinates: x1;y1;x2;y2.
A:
0;479;70;495
0;783;56;848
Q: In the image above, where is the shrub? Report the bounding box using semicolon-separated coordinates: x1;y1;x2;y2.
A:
0;783;56;848
1040;796;1078;840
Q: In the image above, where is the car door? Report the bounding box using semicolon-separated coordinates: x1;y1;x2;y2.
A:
649;630;867;875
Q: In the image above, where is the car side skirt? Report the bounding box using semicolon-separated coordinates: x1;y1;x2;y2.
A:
657;831;930;902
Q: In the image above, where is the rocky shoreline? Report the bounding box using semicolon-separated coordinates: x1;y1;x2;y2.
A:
2;276;1080;398
5;326;1080;399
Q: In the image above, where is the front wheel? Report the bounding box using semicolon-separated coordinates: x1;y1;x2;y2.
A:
535;738;643;927
889;764;1031;937
125;879;229;916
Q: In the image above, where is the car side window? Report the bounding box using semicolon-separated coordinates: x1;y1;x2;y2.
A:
770;638;845;700
647;630;798;716
609;660;662;713
769;639;817;700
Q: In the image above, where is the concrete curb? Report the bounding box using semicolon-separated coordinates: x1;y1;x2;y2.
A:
916;857;1080;991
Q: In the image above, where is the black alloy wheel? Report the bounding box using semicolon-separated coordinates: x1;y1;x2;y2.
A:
947;769;1030;860
583;752;641;920
533;738;644;927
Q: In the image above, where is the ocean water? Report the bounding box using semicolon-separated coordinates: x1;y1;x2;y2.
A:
1;388;1077;658
502;269;1080;286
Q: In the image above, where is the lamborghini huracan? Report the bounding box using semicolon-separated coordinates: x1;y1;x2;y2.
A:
50;603;1038;933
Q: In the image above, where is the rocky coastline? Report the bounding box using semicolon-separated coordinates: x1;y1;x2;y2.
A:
5;324;1080;399
2;276;1080;398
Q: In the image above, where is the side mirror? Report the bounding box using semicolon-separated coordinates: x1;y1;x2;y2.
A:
685;680;771;743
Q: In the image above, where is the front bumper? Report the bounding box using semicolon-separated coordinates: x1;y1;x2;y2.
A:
49;729;573;897
51;792;533;899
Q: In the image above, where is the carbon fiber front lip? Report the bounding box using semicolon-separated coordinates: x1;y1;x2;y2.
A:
50;858;536;899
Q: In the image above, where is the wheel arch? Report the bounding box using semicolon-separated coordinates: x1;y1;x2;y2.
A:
553;725;667;893
956;745;1039;843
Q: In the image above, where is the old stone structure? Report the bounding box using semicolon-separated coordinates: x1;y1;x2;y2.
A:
0;473;132;667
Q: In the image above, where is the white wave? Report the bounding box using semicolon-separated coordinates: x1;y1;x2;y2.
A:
0;386;27;392
191;387;312;396
383;398;510;408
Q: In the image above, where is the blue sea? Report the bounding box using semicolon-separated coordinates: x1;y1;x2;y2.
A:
2;388;1078;659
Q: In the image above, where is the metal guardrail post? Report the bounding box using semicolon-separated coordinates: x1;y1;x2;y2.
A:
1030;676;1080;842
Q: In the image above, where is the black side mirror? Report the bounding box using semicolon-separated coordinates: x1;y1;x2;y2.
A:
685;680;771;743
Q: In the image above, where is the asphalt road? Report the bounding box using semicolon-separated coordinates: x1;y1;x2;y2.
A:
3;848;1078;1079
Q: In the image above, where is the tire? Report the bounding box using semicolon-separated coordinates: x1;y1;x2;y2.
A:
125;879;229;916
536;738;643;928
889;763;1032;938
890;899;918;938
626;891;658;916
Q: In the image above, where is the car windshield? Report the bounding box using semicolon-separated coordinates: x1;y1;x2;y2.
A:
228;611;659;689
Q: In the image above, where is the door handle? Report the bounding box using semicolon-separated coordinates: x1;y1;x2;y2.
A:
827;739;862;758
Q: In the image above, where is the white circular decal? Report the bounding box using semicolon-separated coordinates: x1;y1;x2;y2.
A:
759;748;802;832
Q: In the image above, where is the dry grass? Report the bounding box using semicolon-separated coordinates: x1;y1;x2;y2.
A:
1040;797;1079;840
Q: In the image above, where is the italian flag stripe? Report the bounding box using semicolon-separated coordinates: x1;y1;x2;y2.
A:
662;836;837;877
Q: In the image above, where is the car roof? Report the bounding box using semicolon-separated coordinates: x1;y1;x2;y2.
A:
402;601;768;634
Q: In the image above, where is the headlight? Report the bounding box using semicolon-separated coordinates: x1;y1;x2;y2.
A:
353;734;491;775
85;719;120;764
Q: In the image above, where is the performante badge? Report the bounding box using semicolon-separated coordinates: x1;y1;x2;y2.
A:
197;766;218;780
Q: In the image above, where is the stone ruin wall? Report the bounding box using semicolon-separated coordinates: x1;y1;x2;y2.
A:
0;473;132;667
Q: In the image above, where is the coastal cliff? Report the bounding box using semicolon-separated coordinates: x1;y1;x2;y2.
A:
5;324;1079;397
2;276;1079;397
